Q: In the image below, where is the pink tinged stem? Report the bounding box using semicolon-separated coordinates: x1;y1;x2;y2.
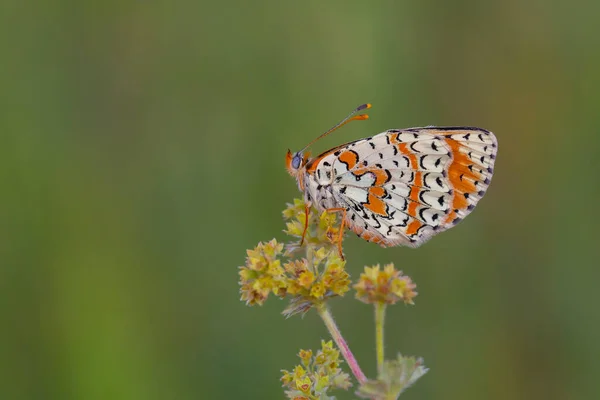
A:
317;304;367;385
375;303;386;376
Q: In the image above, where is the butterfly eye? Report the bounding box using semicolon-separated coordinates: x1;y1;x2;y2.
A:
291;154;303;169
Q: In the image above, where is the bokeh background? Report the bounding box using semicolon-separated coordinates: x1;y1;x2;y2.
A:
2;1;599;399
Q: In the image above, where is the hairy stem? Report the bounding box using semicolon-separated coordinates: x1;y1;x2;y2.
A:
375;303;386;376
317;304;367;385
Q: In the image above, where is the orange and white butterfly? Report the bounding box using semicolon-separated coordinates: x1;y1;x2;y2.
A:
285;104;497;256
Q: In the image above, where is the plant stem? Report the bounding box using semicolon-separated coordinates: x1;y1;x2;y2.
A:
317;304;367;384
375;303;386;376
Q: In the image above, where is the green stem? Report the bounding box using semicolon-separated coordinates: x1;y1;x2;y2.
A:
375;303;386;376
317;304;367;384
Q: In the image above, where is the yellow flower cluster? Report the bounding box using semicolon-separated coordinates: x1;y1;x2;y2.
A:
239;240;350;312
240;198;428;399
281;340;352;400
285;248;349;298
283;199;340;252
282;248;350;317
354;263;417;305
238;239;287;306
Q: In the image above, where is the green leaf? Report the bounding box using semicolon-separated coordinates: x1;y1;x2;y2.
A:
356;354;428;399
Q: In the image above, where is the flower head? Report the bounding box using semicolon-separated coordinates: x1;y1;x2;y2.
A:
239;240;350;314
354;263;417;305
282;250;350;317
239;239;287;306
281;340;352;399
283;199;340;254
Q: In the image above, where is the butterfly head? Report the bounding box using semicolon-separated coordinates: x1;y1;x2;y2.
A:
285;149;309;177
285;103;371;178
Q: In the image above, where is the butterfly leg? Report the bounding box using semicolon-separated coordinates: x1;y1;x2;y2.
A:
324;207;347;260
299;203;311;246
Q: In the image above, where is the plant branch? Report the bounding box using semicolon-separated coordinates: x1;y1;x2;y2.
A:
317;304;367;385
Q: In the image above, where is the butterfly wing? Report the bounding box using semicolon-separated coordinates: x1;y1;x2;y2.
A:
329;127;497;247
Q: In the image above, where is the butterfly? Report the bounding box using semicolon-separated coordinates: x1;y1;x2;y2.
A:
286;104;497;257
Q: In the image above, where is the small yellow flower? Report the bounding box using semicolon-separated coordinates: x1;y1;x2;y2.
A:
314;350;328;367
296;376;312;393
286;281;302;296
314;340;341;373
322;255;351;297
310;281;326;299
293;365;306;379
312;247;328;264
266;259;284;276
298;270;316;289
315;374;330;391
354;263;417;305
298;349;312;367
282;198;305;219
285;220;304;237
284;259;308;277
280;370;293;386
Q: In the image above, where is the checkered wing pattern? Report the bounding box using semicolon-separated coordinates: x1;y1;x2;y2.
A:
314;127;497;247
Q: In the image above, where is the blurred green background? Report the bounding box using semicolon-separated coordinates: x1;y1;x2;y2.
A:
2;1;599;399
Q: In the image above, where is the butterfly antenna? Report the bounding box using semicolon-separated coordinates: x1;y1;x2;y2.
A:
300;103;371;152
